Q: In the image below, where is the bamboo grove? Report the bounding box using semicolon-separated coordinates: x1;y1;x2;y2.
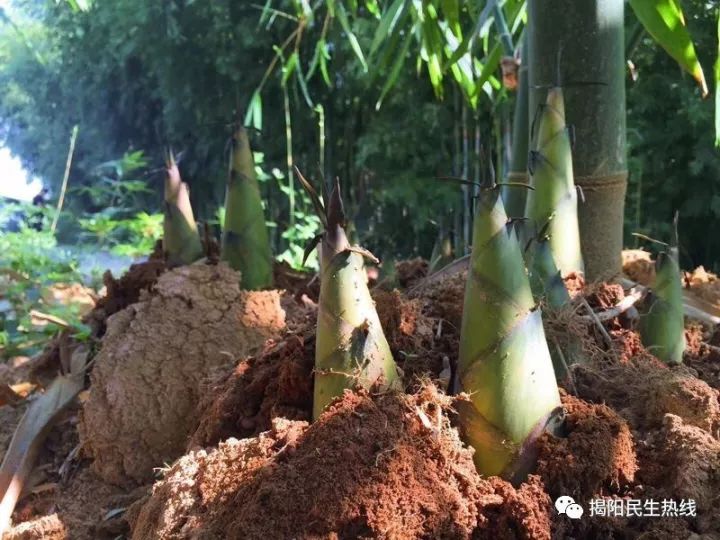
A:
53;0;697;484
152;69;686;483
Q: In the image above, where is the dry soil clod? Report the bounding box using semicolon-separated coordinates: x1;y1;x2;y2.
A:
78;263;285;486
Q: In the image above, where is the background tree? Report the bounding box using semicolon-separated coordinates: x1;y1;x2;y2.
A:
0;0;718;271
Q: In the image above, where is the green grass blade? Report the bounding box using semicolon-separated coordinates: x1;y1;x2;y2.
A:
337;3;368;72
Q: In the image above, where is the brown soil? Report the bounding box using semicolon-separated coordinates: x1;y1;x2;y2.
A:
685;266;720;312
0;400;29;461
92;248;167;329
131;387;553;540
395;257;429;289
2;398;147;539
563;272;586;298
585;282;625;311
410;270;466;330
622;249;656;286
5;467;146;540
4;257;720;540
685;326;720;390
78;263;286;486
573;355;720;436
373;289;447;387
639;414;720;513
273;261;320;302
190;334;314;449
537;392;637;498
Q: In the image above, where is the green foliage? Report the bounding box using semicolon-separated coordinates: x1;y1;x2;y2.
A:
0;203;87;356
2;0;718;271
0;0;473;262
73;150;162;258
79;211;162;258
629;0;707;96
626;0;720;271
278;205;322;270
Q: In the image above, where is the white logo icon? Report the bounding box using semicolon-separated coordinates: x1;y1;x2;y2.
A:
555;496;584;519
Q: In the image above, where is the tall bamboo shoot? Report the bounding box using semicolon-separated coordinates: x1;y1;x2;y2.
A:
457;186;562;480
297;170;398;420
525;88;584;277
221;126;273;290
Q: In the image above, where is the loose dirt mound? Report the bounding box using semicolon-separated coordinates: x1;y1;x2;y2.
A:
78;263;285;486
92;245;167;330
395;257;429;289
130;388;553;540
573;356;720;436
537;392;637;498
373;289;446;386
640;414;720;514
190;335;314;449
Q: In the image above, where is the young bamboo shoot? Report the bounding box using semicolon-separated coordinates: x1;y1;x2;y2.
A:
297;170;398;420
457;186;562;481
639;230;686;364
221;126;273;290
525;88;584;277
528;235;571;310
163;151;203;267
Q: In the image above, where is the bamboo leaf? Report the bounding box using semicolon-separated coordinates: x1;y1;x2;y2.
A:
376;29;414;109
445;0;494;69
441;0;461;36
293;57;315;108
629;0;707;96
258;0;274;26
244;91;263;131
370;0;407;58
365;0;380;17
476;41;503;91
282;51;298;85
336;2;368;72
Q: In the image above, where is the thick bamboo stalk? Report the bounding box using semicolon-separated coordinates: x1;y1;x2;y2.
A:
502;34;530;218
528;0;627;280
220;126;273;290
457;187;561;481
163;151;203;267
